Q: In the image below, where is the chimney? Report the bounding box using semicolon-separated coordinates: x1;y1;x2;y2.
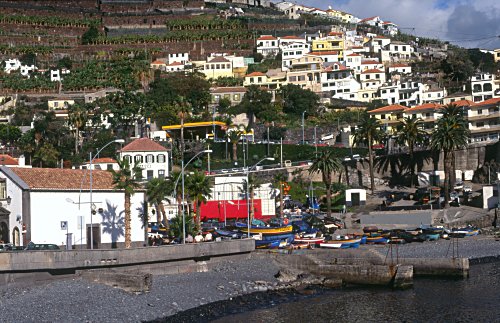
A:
18;155;25;167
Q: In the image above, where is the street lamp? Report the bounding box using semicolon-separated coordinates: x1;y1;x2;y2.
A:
314;125;318;156
245;157;274;237
89;139;124;249
173;149;212;244
302;111;306;145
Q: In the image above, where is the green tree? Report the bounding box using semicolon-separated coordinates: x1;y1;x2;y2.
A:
308;150;342;217
237;85;272;127
279;84;319;116
33;142;59;167
111;159;143;248
430;104;469;207
0;124;22;146
396;117;427;187
146;177;173;228
242;174;262;223
353;115;383;194
186;171;212;231
82;25;100;45
228;129;241;162
67;103;88;154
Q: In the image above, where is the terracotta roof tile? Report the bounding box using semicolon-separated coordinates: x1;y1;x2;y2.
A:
362;68;384;74
121;138;168;152
347;53;361;56
208;56;230;63
87;157;117;164
473;97;500;107
309;51;339;56
362;60;380;65
369;104;407;114
151;60;165;65
389;63;410;68
10;168;116;190
211;87;247;93
360;16;378;23
0;155;18;166
281;35;303;40
167;61;183;66
257;35;277;41
246;72;266;77
406;103;442;112
452;99;474;107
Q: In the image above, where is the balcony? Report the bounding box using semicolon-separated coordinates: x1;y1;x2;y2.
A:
467;111;499;121
470;124;500;134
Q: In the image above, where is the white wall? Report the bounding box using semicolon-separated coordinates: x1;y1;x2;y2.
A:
30;191;145;246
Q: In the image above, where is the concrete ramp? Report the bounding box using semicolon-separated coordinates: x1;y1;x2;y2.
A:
361;211;432;229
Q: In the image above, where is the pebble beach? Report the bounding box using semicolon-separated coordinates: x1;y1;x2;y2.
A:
0;235;499;323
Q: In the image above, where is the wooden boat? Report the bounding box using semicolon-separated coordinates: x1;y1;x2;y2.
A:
389;238;406;244
450;226;479;238
366;236;389;244
237;223;293;235
255;240;281;249
320;238;361;249
260;233;295;242
294;236;325;245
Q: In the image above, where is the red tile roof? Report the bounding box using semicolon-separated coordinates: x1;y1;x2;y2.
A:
369;104;407;114
121;138;168;152
347;53;361;56
257;35;277;41
246;72;266;77
328;31;343;36
362;68;384;74
211;87;247;94
360;16;378;23
208;56;230;63
309;51;339;56
362;60;379;65
389;63;410;68
10;168;116;190
167;61;183;66
281;35;303;40
87;157;117;164
151;60;165;65
473;97;500;107
406;103;441;112
452;99;474;107
0;155;18;166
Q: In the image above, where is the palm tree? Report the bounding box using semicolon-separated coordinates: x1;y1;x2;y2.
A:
396;117;427;187
185;171;212;231
273;172;288;218
111;159;143;248
175;96;191;157
242;174;262;223
146;177;173;228
430;104;469;207
353;115;383;194
67;103;88;154
309;150;342;217
228;129;241;162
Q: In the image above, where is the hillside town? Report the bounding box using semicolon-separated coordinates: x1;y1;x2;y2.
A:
0;0;498;297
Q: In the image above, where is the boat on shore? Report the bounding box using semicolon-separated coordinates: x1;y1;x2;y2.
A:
236;222;293;235
366;236;389;244
294;236;325;245
320;238;361;249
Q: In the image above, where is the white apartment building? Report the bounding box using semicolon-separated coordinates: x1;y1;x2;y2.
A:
281;42;310;71
470;73;497;102
167;52;189;64
387;63;412;75
119;137;170;180
360;69;386;90
345;53;362;73
381;41;414;62
256;35;279;57
321;63;360;100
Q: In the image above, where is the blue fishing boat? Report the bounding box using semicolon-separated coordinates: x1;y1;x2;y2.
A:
320;238;361;249
366;236;389;244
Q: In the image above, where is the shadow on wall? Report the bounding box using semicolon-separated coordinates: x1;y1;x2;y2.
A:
100;201;124;249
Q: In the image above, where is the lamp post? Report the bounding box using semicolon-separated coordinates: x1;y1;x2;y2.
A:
173;150;212;244
314;125;318;156
301;111;306;145
245;157;274;237
89;139;124;249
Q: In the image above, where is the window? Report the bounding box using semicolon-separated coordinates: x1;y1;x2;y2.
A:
134;155;143;163
146;154;154;163
147;170;154;180
381;114;386;119
157;154;166;163
390;89;395;93
158;169;165;178
477;109;482;115
476;122;484;127
0;180;6;200
233;94;240;101
107;164;113;171
123;155;132;163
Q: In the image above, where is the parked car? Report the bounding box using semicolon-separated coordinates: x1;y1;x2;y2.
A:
454;181;464;190
0;243;13;252
25;243;60;250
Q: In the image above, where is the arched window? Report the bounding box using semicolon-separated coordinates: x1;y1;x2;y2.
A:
123;155;131;163
134;155;143;164
157;154;166;163
146;154;154;163
484;83;492;91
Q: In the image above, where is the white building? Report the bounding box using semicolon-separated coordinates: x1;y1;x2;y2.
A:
387;63;412;75
321;63;360;100
78;157;120;171
360;68;386;90
421;82;447;104
470;73;497;103
20;64;37;78
281;42;310;71
168;52;189;65
165;61;185;73
0;167;145;248
256;35;279;57
345;53;362;73
4;59;22;74
381;41;414;62
119;137;170;180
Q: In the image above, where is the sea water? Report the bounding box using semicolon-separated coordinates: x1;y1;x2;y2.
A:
212;261;500;322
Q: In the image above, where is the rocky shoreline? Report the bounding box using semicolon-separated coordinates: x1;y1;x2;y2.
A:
0;235;499;322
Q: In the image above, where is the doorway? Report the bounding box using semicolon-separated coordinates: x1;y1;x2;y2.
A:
352;193;361;206
12;227;20;246
0;221;8;243
86;225;101;249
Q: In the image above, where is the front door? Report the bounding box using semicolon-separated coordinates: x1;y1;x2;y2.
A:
352;193;361;206
86;225;100;249
0;221;9;243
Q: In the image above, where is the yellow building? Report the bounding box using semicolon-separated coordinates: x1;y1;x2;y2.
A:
201;56;234;79
494;49;500;63
311;36;345;59
368;104;407;133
